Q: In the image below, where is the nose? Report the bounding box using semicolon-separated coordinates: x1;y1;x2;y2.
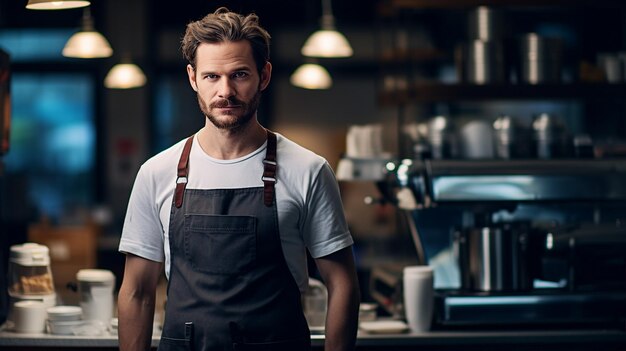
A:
217;77;236;99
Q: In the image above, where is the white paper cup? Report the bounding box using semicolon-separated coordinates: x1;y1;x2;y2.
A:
403;265;434;332
12;300;47;333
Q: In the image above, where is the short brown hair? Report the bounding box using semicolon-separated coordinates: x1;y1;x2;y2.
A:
181;7;271;74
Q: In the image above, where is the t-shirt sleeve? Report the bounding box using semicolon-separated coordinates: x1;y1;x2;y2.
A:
303;161;354;258
118;164;166;263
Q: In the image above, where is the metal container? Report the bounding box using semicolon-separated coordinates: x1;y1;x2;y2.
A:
457;223;532;292
459;119;494;159
427;115;455;159
460;40;506;84
459;6;508;84
468;6;504;42
492;115;516;159
520;33;563;84
532;113;568;159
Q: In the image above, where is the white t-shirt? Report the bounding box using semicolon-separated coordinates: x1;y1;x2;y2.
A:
119;132;353;292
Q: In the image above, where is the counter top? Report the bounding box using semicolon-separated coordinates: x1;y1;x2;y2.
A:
1;326;626;349
0;331;128;348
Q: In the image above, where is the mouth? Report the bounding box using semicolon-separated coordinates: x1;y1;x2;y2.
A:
214;105;241;113
212;100;243;111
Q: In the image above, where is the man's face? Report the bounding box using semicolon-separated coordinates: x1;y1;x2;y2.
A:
187;41;271;131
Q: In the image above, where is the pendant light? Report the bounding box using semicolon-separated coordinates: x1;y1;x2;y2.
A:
63;9;113;59
301;0;353;58
26;0;90;10
104;57;147;89
290;62;332;90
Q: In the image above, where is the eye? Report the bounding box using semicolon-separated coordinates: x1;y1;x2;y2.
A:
203;74;218;80
232;71;249;79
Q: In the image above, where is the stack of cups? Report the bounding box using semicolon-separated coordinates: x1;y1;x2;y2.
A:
403;266;434;333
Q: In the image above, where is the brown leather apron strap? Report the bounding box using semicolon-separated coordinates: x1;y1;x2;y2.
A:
175;131;277;208
174;135;195;208
262;130;277;207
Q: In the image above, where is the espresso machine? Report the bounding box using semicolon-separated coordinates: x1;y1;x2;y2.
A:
380;158;626;328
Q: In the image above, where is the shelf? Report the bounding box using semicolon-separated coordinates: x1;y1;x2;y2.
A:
383;0;626;10
378;83;626;104
379;48;448;64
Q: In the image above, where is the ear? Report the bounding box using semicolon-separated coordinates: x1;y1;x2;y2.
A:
259;61;272;91
187;64;198;92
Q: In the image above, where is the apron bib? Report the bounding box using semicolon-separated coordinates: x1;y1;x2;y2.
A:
158;131;311;351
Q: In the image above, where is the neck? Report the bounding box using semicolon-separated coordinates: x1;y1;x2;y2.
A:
197;119;267;160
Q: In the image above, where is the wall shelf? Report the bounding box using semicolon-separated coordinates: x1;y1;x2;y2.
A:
378;83;626;104
382;0;626;11
376;0;626;157
379;48;448;64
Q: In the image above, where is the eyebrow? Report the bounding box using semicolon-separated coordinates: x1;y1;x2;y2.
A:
198;66;252;76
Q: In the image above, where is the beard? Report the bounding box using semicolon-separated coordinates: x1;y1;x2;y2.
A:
197;89;262;132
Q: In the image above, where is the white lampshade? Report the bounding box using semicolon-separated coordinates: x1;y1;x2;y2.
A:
290;63;332;90
26;0;90;10
301;0;353;58
104;63;147;89
301;29;353;58
63;31;113;58
63;9;113;59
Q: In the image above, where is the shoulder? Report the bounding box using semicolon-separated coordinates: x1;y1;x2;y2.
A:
275;133;327;172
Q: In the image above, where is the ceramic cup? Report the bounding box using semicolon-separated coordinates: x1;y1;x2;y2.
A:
403;265;434;333
12;300;47;333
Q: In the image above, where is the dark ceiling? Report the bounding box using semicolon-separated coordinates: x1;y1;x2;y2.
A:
150;0;379;29
0;0;379;32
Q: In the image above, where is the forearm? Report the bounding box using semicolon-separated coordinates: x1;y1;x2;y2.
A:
116;253;162;351
324;280;360;351
118;284;156;351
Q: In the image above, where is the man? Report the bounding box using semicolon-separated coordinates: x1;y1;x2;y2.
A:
117;7;360;351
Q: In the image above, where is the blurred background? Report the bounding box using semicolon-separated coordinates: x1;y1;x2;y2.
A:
0;0;402;314
1;0;626;327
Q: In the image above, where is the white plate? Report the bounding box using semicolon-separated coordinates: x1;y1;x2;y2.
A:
359;320;409;334
46;306;82;321
47;320;85;335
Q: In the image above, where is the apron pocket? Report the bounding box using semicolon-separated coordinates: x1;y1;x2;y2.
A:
184;214;257;275
158;336;190;351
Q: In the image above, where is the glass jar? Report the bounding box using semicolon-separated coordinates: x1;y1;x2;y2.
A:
8;243;55;297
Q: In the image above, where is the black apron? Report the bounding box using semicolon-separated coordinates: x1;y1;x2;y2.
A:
158;130;311;351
